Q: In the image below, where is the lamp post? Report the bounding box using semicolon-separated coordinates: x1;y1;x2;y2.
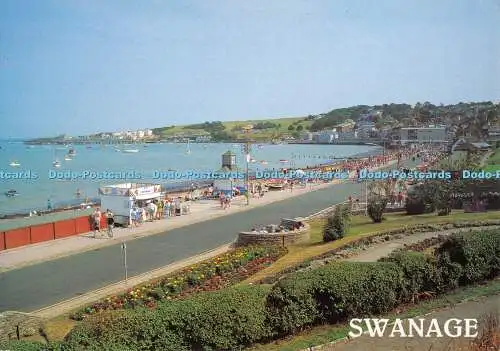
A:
365;179;368;216
243;126;253;205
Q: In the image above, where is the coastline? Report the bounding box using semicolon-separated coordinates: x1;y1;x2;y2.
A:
0;147;385;221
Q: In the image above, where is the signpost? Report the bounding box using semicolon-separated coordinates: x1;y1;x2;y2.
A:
121;242;128;283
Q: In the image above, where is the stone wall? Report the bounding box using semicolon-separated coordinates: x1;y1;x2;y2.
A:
0;311;43;343
237;223;310;246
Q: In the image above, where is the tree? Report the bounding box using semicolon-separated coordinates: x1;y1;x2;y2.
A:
296;125;304;131
287;125;295;131
367;195;388;223
323;204;351;242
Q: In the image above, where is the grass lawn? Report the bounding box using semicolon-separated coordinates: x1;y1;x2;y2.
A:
482;146;500;172
247;278;500;351
243;211;500;284
156;117;314;139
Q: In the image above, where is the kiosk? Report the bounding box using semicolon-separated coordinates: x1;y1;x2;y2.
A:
99;183;162;226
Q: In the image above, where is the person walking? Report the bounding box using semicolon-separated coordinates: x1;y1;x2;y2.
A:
92;208;102;238
105;209;114;238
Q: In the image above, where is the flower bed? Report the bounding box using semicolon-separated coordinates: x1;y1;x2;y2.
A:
71;245;287;320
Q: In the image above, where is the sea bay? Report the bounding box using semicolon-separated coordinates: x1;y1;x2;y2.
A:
0;142;379;215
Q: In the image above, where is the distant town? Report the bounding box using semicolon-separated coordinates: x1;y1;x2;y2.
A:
25;101;500;148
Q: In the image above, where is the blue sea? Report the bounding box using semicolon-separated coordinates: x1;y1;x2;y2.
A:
0;141;380;215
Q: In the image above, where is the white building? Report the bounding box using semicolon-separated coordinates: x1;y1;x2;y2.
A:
145;129;153;137
137;130;145;138
195;135;212;142
356;121;376;138
398;127;448;143
314;130;338;143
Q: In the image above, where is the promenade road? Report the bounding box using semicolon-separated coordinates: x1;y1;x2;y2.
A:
0;160;419;312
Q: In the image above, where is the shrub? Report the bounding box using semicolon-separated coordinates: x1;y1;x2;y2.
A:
405;197;426;215
266;261;405;335
323;204;350;242
66;285;271;351
380;250;437;300
405;183;435;215
367;195;388;223
436;229;500;285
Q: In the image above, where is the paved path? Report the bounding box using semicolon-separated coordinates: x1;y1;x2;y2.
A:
344;226;500;263
0;159;419;312
327;294;500;351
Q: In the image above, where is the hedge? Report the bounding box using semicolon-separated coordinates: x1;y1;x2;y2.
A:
436;229;500;285
266;261;405;335
65;285;271;351
380;250;437;300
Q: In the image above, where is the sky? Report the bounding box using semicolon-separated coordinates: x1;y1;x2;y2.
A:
0;0;499;138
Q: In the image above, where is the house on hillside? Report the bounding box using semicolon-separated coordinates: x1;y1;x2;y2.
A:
452;140;491;153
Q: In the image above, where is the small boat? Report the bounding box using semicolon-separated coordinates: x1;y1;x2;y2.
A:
250;158;256;163
279;159;289;163
267;184;284;190
123;149;139;153
186;140;191;154
86;145;92;149
68;148;76;156
64;155;72;161
260;160;268;165
5;189;19;197
9;161;21;167
53;160;61;168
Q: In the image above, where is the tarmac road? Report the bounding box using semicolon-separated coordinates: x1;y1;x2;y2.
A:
0;160;419;312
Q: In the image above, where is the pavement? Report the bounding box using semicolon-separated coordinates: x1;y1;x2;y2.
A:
0;157;419;313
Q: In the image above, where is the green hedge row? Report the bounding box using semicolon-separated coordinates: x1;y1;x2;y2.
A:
266;261;405;335
3;229;499;350
436;229;500;286
64;285;271;351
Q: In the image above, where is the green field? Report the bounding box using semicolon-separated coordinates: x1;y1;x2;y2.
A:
483;146;500;172
153;116;315;140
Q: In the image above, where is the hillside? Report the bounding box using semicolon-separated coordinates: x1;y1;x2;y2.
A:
152;117;315;141
151;101;499;142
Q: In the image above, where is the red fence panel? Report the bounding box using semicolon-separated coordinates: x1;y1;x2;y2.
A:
5;227;31;249
54;219;76;239
75;216;92;234
100;216;108;229
30;223;55;244
0;232;5;251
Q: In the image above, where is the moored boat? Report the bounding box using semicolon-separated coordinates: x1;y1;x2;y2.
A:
5;189;19;197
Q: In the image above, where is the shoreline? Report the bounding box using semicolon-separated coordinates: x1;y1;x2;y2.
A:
0;147;386;220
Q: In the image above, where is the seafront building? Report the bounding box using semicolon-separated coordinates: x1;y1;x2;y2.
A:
395;126;449;144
